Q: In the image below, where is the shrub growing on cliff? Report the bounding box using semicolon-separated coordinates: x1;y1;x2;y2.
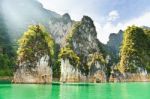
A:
58;47;80;68
17;25;54;67
87;52;106;69
65;16;106;75
66;22;81;46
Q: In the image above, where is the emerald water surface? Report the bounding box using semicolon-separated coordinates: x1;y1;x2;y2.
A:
0;82;150;99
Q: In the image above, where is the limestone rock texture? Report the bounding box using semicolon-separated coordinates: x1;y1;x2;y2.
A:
13;55;52;83
59;16;107;83
13;25;54;83
109;67;150;82
60;59;83;82
49;13;74;45
88;61;106;83
87;53;107;83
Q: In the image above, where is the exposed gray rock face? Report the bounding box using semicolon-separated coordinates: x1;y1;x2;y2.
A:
13;55;52;83
49;13;73;45
109;67;149;82
88;61;106;83
60;59;83;82
70;16;102;56
68;16;105;63
106;30;123;56
61;16;106;82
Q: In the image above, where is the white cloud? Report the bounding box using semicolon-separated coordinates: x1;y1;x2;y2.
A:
38;0;101;21
107;10;119;22
96;12;150;44
95;10;122;44
124;12;150;27
95;22;123;44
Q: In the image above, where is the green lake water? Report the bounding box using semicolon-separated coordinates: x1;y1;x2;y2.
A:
0;82;150;99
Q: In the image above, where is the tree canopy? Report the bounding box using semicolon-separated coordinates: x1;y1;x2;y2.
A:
87;52;106;69
17;25;54;66
58;47;80;68
118;26;150;73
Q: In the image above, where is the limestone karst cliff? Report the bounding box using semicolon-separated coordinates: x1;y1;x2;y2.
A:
13;25;54;83
49;13;74;45
0;0;75;80
58;47;82;82
109;26;150;82
87;52;106;83
59;16;107;82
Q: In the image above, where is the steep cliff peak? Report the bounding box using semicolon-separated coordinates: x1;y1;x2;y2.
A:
62;13;71;21
108;30;123;41
118;30;123;33
81;16;94;26
78;16;97;37
109;30;123;39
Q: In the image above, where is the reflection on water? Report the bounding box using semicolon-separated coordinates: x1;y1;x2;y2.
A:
0;82;150;99
119;83;128;99
0;84;52;99
60;84;80;99
0;80;11;84
57;83;150;99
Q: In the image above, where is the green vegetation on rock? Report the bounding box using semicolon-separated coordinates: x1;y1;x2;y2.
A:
66;22;81;46
17;25;54;67
118;26;150;73
87;52;106;69
58;47;80;68
63;16;107;76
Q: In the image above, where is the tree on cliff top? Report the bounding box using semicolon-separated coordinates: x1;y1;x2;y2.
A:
87;52;106;69
118;26;148;73
58;47;80;68
17;25;54;67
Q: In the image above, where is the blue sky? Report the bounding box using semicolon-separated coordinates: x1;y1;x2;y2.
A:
38;0;150;44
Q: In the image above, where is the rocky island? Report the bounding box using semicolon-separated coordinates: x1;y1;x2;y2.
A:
13;25;54;83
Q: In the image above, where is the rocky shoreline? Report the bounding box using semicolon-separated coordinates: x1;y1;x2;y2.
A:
1;76;150;83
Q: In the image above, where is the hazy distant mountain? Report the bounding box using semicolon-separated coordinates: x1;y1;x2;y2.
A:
0;0;73;44
106;30;123;57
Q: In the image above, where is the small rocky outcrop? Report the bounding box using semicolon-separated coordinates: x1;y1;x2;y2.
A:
60;59;82;82
13;25;54;83
13;55;52;83
59;47;84;82
109;66;150;82
87;53;106;83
